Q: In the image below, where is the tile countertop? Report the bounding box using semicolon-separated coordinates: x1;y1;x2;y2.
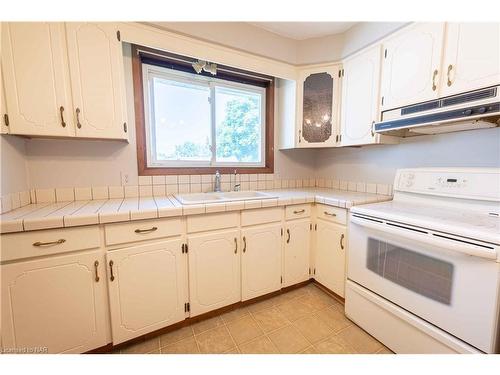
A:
0;188;392;234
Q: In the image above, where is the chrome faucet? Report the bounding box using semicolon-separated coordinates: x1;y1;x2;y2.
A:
214;170;221;192
233;169;241;191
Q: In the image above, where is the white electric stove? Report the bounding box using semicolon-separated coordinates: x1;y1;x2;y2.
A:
345;168;500;354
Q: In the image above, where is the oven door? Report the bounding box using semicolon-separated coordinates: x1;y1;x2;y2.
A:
348;213;500;353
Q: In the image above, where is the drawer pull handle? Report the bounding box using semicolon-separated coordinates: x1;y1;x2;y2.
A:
243;236;247;253
234;238;238;254
447;64;453;87
293;209;305;214
286;229;290;244
59;106;66;128
33;239;66;247
134;226;158;234
340;234;345;250
324;211;337;217
94;260;100;282
109;260;115;282
76;107;82;129
432;69;438;91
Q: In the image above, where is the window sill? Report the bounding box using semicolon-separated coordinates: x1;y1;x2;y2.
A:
139;166;274;176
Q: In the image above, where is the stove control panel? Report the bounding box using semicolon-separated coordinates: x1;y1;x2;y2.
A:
395;168;500;201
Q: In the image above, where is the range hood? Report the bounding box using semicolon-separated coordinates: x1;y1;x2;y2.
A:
374;86;500;136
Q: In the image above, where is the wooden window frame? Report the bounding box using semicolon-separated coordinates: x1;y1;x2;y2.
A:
131;44;274;175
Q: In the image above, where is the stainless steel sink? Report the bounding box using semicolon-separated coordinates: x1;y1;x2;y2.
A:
174;191;277;205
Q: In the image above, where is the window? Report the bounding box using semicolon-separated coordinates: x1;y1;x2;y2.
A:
132;45;274;175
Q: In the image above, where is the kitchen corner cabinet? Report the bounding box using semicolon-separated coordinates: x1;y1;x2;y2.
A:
1;250;109;354
283;219;311;287
380;23;445;111
1;22;128;140
314;220;346;297
187;230;241;316
106;240;186;344
296;65;341;148
241;223;282;301
440;23;500;97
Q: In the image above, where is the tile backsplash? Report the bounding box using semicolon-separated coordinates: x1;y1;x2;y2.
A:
0;174;393;214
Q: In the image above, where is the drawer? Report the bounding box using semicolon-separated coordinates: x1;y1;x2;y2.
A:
187;212;239;233
285;204;311;220
1;226;100;262
105;218;182;246
241;207;283;226
316;204;347;225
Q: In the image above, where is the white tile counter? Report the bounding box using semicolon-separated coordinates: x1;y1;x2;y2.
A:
0;188;391;234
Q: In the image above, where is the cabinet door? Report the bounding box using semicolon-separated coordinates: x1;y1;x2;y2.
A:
440;23;500;97
283;220;311;287
1;63;8;134
340;46;382;146
315;220;346;297
65;23;128;140
241;224;282;301
1;22;74;136
188;230;241;316
296;65;341;148
381;23;445;110
1;250;108;353
106;239;186;344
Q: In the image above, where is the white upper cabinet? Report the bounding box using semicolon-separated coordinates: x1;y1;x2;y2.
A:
106;240;186;344
380;23;445;110
1;22;74;137
340;46;382;146
440;23;500;97
241;223;282;301
296;65;341;148
66;23;128;140
188;230;241;316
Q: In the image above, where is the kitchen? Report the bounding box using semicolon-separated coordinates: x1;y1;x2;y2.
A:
1;0;499;372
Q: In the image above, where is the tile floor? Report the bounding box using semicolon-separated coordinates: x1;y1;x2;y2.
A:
114;283;393;354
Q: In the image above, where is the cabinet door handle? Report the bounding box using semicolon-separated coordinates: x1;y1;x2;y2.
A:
109;260;115;281
324;211;337;217
298;129;301;143
94;260;100;282
340;234;345;250
432;69;438;91
243;236;247;253
447;64;453;87
33;239;66;247
234;238;238;254
59;106;66;128
371;121;375;137
134;226;158;234
293;209;305;214
286;229;290;244
76;108;82;129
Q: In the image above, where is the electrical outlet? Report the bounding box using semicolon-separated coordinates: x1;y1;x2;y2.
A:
120;172;129;186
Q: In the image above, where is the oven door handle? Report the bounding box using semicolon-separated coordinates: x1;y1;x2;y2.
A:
351;215;497;260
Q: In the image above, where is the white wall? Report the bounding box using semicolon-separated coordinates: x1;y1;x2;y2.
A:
315;127;500;184
0;135;29;194
24;44;317;189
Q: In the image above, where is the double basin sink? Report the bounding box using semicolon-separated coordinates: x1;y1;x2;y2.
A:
175;190;277;205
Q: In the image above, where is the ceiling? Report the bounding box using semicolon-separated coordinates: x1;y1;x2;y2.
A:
249;22;357;40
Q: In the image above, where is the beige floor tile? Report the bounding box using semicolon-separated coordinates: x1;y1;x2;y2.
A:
276;298;315;321
159;326;193;348
252;307;290;333
376;346;394;354
297;293;333;312
282;286;309;300
300;346;319;354
223;347;240;354
196;326;236;354
246;297;276;313
120;338;159;354
161;336;200;354
315;306;352;333
191;316;224;335
293;314;334;343
239;336;279;354
147;350;161;354
220;307;250;323
314;335;352;354
333;325;382;354
267;325;310;353
226;315;263;345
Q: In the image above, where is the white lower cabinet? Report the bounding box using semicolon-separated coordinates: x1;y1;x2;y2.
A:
241;223;283;301
106;239;186;344
314;220;347;297
1;250;109;353
188;229;241;316
283;219;311;287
